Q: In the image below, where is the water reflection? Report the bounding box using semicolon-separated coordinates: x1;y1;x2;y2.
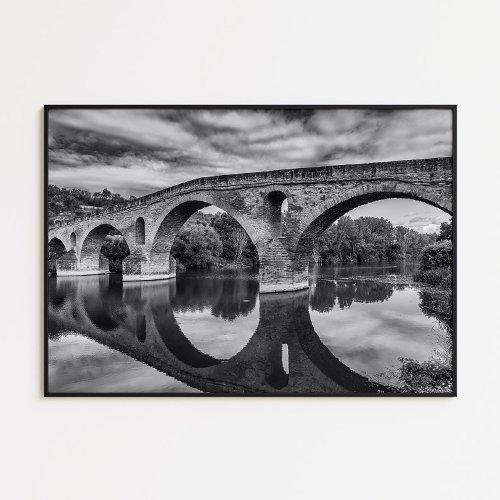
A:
172;270;258;320
319;261;418;280
309;267;451;389
310;279;394;312
47;265;452;394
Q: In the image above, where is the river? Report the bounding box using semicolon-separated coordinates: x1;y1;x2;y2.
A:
47;263;452;395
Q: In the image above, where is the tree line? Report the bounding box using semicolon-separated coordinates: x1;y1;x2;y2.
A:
48;185;134;222
172;214;452;270
312;215;439;265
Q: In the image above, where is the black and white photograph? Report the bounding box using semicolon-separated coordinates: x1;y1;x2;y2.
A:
46;106;455;396
5;0;500;498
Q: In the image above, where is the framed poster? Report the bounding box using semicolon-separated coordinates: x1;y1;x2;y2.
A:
45;105;456;396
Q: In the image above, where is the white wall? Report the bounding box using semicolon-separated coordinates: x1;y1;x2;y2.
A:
1;1;499;498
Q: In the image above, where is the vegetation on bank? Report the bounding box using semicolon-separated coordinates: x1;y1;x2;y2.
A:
413;240;453;288
413;222;453;302
171;212;258;269
398;221;453;394
48;185;133;223
313;216;437;264
174;214;446;270
398;353;453;393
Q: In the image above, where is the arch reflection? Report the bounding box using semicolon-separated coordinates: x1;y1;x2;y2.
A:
47;273;392;394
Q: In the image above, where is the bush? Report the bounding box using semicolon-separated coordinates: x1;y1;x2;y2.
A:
414;267;452;288
101;235;130;273
419;288;453;327
171;223;223;269
419;240;453;270
398;355;453;393
414;240;452;289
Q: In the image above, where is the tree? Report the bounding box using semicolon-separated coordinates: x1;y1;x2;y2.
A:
437;221;452;241
101;235;130;261
101;235;131;272
311;244;322;265
230;226;249;265
312;215;440;265
414;240;453;289
419;240;453;270
395;226;410;260
335;216;357;262
171;222;223;269
385;242;401;262
210;212;258;267
48;184;128;221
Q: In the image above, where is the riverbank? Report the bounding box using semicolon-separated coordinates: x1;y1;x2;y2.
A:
311;263;453;394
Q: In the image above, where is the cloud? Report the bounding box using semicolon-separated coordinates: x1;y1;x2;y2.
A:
189;109;276;131
399;213;450;234
48;108;453;201
348;199;451;234
421;223;441;234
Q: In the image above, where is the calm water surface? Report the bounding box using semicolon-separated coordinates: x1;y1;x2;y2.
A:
47;264;451;394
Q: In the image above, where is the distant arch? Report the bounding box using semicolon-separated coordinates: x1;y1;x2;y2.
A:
70;232;77;249
48;237;66;255
79;223;130;273
263;190;288;237
135;217;145;245
48;237;67;275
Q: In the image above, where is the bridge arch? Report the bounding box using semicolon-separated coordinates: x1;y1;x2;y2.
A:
48;237;67;254
79;222;131;273
148;193;261;275
48;237;67;275
293;181;453;271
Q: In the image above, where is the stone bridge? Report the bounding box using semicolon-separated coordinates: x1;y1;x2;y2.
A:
48;157;453;293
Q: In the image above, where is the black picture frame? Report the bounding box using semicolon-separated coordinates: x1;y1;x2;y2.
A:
44;104;457;397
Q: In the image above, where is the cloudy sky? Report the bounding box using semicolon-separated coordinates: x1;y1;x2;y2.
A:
48;108;452;232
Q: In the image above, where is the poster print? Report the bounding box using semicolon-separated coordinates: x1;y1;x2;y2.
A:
45;106;456;396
